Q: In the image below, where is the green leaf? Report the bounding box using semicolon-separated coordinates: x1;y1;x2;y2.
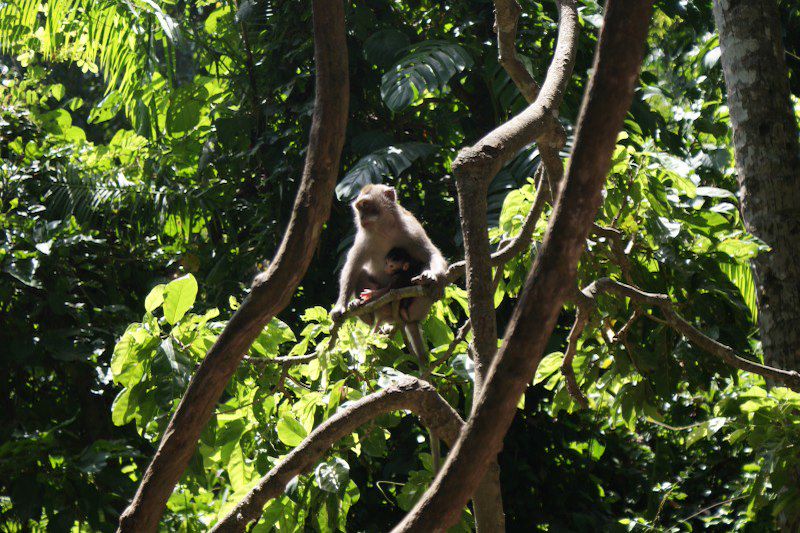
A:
88;92;124;124
720;263;758;320
716;238;761;261
167;86;207;137
534;352;564;385
451;354;474;382
252;318;296;357
162;274;198;325
111;325;153;387
276;415;307;447
144;284;166;313
50;83;65;101
335;143;436;201
696;186;735;199
314;457;350;494
111;387;136;426
381;41;473;112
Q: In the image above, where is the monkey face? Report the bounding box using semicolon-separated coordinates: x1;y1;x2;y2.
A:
352;184;397;228
385;259;405;275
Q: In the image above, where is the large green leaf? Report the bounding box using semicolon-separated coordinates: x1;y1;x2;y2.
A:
163;274;198;325
381;40;473;112
335;143;436;201
720;262;758;321
314;457;350;494
277;415;308;447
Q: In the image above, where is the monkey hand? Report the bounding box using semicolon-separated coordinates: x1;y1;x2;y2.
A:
330;304;346;322
412;269;446;299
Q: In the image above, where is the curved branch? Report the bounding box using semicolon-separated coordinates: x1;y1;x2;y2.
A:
451;0;578;185
393;2;653;530
210;376;464;533
585;278;800;391
117;2;350;531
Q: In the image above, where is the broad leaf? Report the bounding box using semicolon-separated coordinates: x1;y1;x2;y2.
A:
335;143;436;201
163;274;198;325
381;40;473;112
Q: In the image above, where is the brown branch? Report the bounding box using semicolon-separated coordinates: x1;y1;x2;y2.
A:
117;2;350;531
393;2;653;530
585;278;800;391
210;376;464;533
244;354;317;367
562;302;590;408
327;285;431;345
431;319;472;369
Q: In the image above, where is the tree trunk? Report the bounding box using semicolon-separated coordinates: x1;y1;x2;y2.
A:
713;0;800;375
713;2;800;531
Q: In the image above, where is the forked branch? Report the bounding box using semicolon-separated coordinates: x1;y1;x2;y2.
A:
563;278;800;395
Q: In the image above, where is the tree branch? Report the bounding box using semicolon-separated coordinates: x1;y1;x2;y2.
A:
581;278;800;391
117;2;349;531
392;2;653;529
210;376;464;533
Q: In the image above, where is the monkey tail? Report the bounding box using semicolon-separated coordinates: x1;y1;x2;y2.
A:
401;323;442;472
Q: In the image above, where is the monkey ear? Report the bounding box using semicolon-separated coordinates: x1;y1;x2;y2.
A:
383;187;397;202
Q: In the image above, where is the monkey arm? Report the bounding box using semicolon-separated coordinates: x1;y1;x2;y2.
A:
333;247;366;318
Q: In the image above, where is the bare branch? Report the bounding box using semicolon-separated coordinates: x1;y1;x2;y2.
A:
582;278;800;391
393;2;653;529
562;303;590;408
452;0;578;188
210;376;463;533
244;354;317;367
117;2;350;530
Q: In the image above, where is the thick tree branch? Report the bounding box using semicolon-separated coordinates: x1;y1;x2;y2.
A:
393;2;653;530
117;2;349;531
210;376;464;533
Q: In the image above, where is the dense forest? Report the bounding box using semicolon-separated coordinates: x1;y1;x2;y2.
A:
2;0;800;531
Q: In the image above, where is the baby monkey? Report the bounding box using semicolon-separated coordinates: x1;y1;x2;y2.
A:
360;247;422;323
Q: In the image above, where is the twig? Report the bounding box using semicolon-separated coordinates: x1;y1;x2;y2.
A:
244;354;316;367
562;303;590;408
679;494;747;523
583;278;800;391
431;319;472;368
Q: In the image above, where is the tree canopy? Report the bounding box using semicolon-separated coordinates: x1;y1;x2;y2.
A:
1;0;800;531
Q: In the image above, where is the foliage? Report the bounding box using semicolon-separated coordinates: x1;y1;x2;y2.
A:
1;0;799;531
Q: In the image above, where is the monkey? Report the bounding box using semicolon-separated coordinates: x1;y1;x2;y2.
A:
359;247;423;325
331;184;448;330
331;183;447;470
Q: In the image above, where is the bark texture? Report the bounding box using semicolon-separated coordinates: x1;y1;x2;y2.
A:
116;2;349;531
713;0;800;373
393;1;653;530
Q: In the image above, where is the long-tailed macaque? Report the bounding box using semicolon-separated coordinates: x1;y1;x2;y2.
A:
331;184;448;331
332;184;447;470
